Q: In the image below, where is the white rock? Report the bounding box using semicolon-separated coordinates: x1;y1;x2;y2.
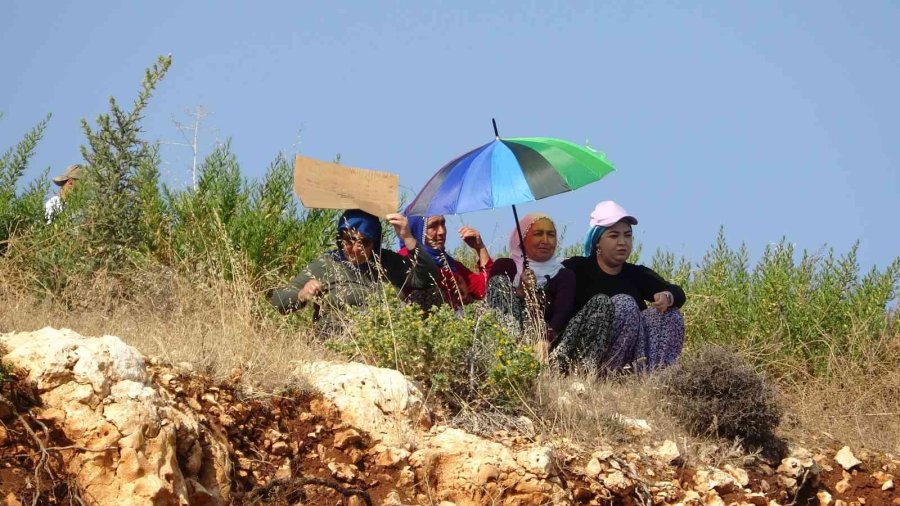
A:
614;414;652;436
834;477;851;494
1;328;231;506
724;464;749;487
382;491;404;506
585;457;605;478
703;490;725;506
295;361;430;447
371;443;411;467
655;440;681;463
817;490;834;505
693;467;736;493
515;447;554;477
602;470;631;492
569;381;587;395
778;457;805;478
835;446;862;471
408;426;560;504
882;479;894;491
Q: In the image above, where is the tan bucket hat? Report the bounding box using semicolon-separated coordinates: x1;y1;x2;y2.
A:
52;164;84;186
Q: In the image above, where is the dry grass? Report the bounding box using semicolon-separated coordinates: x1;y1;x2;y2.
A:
776;329;900;454
0;262;335;393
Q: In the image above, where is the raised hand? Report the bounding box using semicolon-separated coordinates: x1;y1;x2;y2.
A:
459;226;485;250
386;213;416;251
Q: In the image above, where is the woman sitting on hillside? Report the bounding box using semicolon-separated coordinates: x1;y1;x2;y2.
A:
488;213;576;362
268;209;438;323
398;215;493;310
555;201;686;372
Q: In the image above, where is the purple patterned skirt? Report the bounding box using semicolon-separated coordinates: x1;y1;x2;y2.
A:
551;294;684;373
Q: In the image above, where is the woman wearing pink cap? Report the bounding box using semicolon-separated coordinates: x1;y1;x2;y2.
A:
487;213;576;360
553;201;686;372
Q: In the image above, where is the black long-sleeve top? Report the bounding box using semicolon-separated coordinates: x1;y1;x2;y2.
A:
562;257;687;314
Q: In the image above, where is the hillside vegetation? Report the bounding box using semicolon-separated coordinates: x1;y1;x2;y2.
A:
2;55;898;454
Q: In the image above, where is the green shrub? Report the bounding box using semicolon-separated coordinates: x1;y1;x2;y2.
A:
662;346;782;448
0;114;52;253
77;55;172;270
676;228;899;377
165;143;337;283
331;286;540;410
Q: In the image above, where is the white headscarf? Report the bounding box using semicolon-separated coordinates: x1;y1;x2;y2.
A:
509;213;564;288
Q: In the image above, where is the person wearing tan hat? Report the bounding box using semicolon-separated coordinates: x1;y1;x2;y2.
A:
550;200;686;373
45;164;84;223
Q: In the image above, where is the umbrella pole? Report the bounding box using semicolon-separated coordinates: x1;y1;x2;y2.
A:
511;204;528;268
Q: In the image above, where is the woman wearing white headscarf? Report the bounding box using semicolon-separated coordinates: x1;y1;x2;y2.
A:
487;213;576;360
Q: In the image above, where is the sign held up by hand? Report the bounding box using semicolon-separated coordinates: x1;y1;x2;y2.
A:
293;155;399;217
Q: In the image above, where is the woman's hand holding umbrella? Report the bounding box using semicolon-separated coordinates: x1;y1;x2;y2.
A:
515;267;537;298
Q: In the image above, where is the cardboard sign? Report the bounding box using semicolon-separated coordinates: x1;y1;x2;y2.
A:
293;155;399;217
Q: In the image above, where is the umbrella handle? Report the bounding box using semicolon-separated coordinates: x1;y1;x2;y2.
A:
511;204;528;268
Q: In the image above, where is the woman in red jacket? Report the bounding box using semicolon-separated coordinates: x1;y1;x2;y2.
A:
399;215;493;310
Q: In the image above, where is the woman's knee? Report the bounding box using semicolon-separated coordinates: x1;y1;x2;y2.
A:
585;293;612;310
611;294;640;313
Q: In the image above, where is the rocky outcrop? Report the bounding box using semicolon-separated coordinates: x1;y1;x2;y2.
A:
409;426;563;506
296;360;431;447
3;328;898;506
0;328;230;506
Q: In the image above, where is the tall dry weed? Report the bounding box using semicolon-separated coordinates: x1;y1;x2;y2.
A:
0;256;329;392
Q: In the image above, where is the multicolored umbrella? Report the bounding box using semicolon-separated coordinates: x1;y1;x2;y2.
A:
406;122;615;217
406;120;616;264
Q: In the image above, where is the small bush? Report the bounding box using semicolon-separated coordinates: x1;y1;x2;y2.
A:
661;346;782;448
0;114;52;254
331;285;540;410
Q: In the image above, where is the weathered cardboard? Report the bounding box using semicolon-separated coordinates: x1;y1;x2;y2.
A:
293;155;399;217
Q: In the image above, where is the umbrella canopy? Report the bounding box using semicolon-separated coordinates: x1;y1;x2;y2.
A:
406;136;615;217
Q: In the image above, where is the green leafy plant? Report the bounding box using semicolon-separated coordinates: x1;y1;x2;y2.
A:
332;285;540;410
77;55;173;269
0;114;52;253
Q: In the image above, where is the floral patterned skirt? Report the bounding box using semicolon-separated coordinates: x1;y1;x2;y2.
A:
551;293;684;374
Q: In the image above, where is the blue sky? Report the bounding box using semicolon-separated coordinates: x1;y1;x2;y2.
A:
2;1;898;269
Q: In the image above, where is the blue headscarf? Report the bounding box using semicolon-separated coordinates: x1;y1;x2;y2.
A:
583;226;607;257
333;209;382;270
400;215;456;272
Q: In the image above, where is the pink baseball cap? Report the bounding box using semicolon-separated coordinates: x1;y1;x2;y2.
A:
589;200;638;228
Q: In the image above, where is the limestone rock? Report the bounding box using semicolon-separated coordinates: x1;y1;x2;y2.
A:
613;414;652;437
693;467;736;494
296;361;430;447
654;440;681;463
724;464;750;488
371;443;411;467
334;428;363;449
408;426;560;506
0;328;231;506
515;446;554;477
835;446;862;471
777;457;806;478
